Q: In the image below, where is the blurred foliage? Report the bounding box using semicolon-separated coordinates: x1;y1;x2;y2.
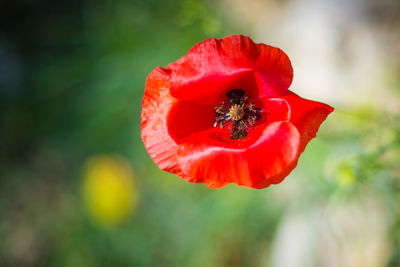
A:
1;0;400;266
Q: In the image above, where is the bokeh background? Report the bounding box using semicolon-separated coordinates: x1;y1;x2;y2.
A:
1;0;400;266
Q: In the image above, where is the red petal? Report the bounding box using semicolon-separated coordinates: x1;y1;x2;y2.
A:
168;101;215;143
283;92;334;153
167;35;293;104
176;121;300;189
141;67;183;175
260;97;290;122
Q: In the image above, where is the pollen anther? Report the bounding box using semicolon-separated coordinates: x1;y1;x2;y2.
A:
214;89;262;139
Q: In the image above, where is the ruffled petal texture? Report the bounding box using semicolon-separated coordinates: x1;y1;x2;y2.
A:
177;121;300;189
141;35;334;189
141;67;183;176
168;35;293;104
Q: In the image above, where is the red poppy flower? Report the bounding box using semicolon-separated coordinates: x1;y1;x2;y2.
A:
141;35;333;189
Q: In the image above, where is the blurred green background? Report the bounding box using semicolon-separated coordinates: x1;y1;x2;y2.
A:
1;0;400;266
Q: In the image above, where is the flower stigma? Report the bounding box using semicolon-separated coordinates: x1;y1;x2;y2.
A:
214;89;262;139
228;104;245;121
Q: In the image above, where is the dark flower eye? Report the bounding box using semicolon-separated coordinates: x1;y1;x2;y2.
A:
141;35;334;189
214;89;262;139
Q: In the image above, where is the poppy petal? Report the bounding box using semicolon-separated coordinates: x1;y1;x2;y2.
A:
168;35;293;104
260;97;291;123
167;101;215;143
141;67;183;176
176;121;300;189
283;92;334;152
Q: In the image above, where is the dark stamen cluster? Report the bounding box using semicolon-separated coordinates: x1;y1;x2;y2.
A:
214;89;262;139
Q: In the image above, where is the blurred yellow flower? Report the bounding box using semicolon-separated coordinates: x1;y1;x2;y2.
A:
82;155;137;228
337;166;356;188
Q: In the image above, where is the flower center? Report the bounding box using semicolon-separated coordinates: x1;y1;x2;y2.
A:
228;104;245;121
214;89;262;139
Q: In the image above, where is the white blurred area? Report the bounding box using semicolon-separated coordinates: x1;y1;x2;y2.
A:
267;188;391;267
218;0;400;112
217;0;400;266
